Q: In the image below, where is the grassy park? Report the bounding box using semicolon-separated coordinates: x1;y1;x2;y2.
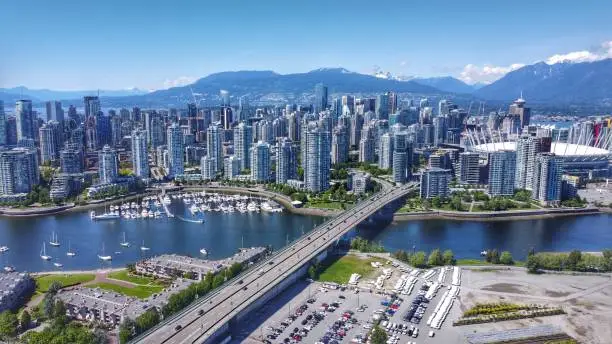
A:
317;255;384;284
86;282;164;299
35;273;96;293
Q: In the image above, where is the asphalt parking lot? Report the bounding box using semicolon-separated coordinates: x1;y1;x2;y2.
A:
232;259;464;344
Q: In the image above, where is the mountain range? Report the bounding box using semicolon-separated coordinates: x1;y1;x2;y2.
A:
2;59;611;109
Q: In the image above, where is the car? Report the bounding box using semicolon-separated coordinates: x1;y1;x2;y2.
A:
339;295;346;299
412;328;419;338
237;280;244;284
243;286;248;291
198;309;204;316
174;325;182;331
269;261;275;265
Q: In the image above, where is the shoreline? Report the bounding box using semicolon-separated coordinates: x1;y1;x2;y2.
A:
392;206;603;222
1;185;607;222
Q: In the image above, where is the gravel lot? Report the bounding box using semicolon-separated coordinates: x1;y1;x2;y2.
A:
232;254;612;344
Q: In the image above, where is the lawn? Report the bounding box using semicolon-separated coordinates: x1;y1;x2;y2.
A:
35;274;96;293
306;201;346;210
107;270;164;286
317;255;384;284
86;282;164;299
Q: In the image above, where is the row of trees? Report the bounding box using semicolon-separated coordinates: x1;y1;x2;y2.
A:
393;249;455;268
526;249;612;273
350;237;385;253
119;262;243;343
484;249;514;265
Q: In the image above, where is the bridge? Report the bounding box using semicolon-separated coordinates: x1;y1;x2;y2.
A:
132;182;419;344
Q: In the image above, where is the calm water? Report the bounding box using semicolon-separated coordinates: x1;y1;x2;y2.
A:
0;200;610;271
360;214;612;260
0;201;324;272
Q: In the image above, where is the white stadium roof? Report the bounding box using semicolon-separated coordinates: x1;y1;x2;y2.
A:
471;142;610;157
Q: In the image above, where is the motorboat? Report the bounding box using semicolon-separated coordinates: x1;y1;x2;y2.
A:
49;232;60;247
3;266;15;272
54;262;63;268
200;248;208;255
40;242;52;260
0;246;9;253
91;211;121;220
480;250;488;256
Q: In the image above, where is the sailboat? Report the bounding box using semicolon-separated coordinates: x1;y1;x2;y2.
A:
49;232;60;247
40;242;52;260
140;240;150;251
98;243;112;261
66;240;76;257
53;261;63;268
120;232;130;247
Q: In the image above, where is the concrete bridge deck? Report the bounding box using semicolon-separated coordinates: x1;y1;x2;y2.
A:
132;182;418;344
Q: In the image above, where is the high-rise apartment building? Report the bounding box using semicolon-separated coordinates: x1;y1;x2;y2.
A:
98;145;118;184
166;123;184;178
276;138;296;184
531;153;563;205
304;126;330;192
234;122;252;171
376;93;389;120
379;133;394;170
420;168;451;199
0;148;39;195
39;121;61;164
131;128;149;178
15;100;34;141
60;145;83;173
331;126;349;165
358;126;375;163
0;100;6;146
458;152;480;185
206;125;223;173
223;156;241;180
250;141;270;182
488;150;516;196
515;135;545;190
45;101;64;123
392;131;412;184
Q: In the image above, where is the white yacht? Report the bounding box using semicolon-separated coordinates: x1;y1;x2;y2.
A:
40;242;52;260
66;240;76;257
200;248;208;256
54;262;63;268
49;232;60;247
0;246;9;253
140;240;150;251
3;266;15;272
98;243;112;261
120;232;130;247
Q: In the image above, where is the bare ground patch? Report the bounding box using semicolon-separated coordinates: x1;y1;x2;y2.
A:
482;283;527;294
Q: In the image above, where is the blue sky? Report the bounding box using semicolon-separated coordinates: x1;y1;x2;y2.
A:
1;0;611;90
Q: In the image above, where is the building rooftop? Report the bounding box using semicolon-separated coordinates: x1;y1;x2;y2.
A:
472;142;610;157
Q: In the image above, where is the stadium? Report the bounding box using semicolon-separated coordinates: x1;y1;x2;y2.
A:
469;141;611;179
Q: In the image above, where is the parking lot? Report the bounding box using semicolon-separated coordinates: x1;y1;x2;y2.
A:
232;256;465;344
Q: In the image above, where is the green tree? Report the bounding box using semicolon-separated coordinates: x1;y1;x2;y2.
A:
567;250;582;270
42;294;55;319
499;251;514;265
442;250;455;265
370;325;388;344
212;274;225;289
135;309;160;335
526;255;541;273
20;310;31;330
53;300;67;318
0;311;17;339
48;281;63;294
119;318;136;344
411;251;427;268
228;263;243;278
427;249;444;266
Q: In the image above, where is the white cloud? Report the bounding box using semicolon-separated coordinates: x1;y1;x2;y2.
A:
458;40;612;85
545;40;612;64
459;63;525;85
162;76;196;89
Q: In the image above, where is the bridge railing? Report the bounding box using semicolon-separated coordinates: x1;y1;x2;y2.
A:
130;184;415;343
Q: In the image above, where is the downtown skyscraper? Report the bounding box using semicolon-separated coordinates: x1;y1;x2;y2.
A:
314;83;328;114
234;122;252;171
131;128;149;178
276;138;296;184
166;123;184;178
304;126;330;193
250;141;271;182
0;100;6;146
15;100;34;142
532;153;563;205
207;124;223;174
98;145;118;184
331;125;349;165
39;121;61;165
488;150;516;196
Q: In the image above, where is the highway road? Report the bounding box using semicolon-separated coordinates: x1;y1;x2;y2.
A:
133;182;418;344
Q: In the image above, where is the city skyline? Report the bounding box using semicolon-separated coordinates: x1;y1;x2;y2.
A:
1;1;611;90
